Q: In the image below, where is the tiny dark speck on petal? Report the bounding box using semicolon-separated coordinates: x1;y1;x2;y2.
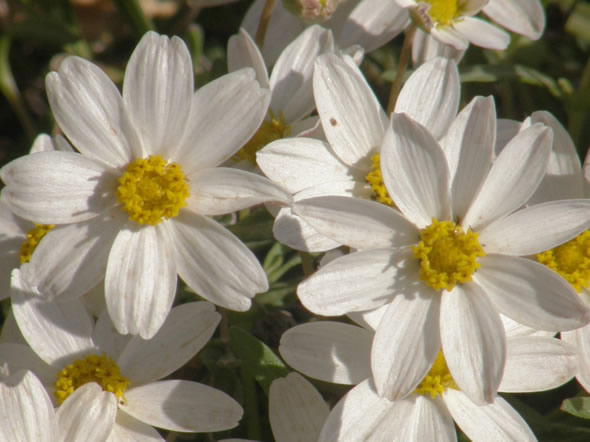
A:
330;118;338;126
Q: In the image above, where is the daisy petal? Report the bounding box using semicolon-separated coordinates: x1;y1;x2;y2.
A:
24;210;123;301
171;211;267;311
175;69;270;173
186;167;292;216
45;57;132;168
270;25;334;123
269;373;329;442
11;270;95;366
372;290;441;401
227;28;269;89
0;343;58;386
563;325;590;391
483;0;545;40
440;284;505;405
297;247;416;315
293;196;418;249
117;302;220;385
279;322;372;384
478;200;590;255
396;396;456;442
453;17;510;50
92;312;131;362
500;336;576;392
396;57;459;139
0;151;117;224
122;380;242;432
382;114;451;228
257;138;353;194
123;32;193;158
431;26;468;50
314;54;384;167
105;224;177;339
0;370;55;442
445;390;535;442
462;124;552;231
476;255;590;331
57;383;118;442
108;413;164;442
318;380;399;442
440;96;495;219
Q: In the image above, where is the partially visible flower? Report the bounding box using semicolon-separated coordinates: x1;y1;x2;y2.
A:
242;0;410;65
283;0;340;22
2;269;243;440
279;315;576;441
269;372;330;441
292;94;590;405
396;0;510;51
0;368;116;442
257;53;459;251
0;31;292;338
227;25;336;169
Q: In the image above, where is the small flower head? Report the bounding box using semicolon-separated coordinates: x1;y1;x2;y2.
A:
413;350;458;398
19;224;54;264
282;0;340;22
365;154;395;207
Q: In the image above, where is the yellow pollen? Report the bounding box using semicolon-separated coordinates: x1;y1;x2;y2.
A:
365;154;395;207
413;350;458;398
19;224;54;264
537;231;590;292
237;110;291;165
115;155;189;225
54;353;130;405
422;0;459;26
413;218;485;291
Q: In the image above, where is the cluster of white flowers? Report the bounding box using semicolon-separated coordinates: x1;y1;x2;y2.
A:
1;0;590;441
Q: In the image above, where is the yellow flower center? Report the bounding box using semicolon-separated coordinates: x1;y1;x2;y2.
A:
365;154;395;207
237;110;291;165
19;224;54;264
537;231;590;293
413;218;485;291
54;353;130;405
413;350;458;398
422;0;459;26
115;155;189;225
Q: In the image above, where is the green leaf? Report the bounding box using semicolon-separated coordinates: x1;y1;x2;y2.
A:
566;2;590;43
229;326;289;396
263;242;301;284
562;397;590;420
112;0;154;39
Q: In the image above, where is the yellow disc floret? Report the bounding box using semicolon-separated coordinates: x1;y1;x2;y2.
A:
237;110;291;165
422;0;459;26
19;224;54;264
116;155;189;225
413;218;485;291
54;353;130;405
365;154;395;207
537;231;590;292
413;350;458;398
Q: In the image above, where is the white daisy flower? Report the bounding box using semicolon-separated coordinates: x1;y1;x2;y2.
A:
257;53;459;251
0;368;116;442
2;269;242;440
242;0;410;65
396;0;510;51
292;94;590;404
227;25;336;170
0;31;292;338
278;315;577;441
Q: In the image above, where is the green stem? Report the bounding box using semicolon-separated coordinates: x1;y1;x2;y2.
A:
112;0;154;39
386;25;416;116
298;251;315;277
241;364;261;440
255;0;276;48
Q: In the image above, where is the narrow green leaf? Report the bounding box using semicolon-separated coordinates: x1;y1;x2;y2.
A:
112;0;154;39
562;397;590;420
229;326;289;396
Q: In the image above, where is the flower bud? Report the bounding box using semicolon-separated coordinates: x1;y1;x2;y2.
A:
282;0;339;22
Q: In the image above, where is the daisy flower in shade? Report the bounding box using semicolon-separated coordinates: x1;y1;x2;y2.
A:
0;368;116;442
292;94;590;405
227;25;337;169
411;0;545;65
257;53;459;251
396;0;510;51
0;31;292;338
242;0;410;65
278;314;577;442
3;269;242;441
